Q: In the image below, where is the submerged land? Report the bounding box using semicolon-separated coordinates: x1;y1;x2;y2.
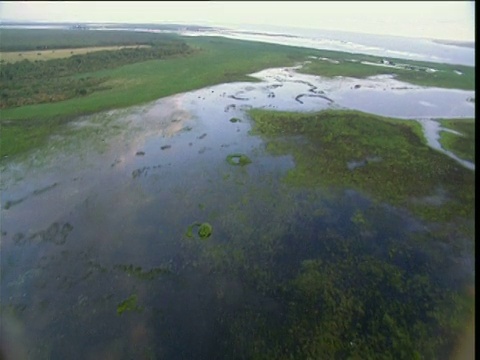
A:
0;26;475;360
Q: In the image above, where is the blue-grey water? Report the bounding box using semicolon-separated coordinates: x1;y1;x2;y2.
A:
180;24;475;66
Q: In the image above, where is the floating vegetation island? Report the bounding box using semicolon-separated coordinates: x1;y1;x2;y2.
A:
185;222;213;239
226;153;252;166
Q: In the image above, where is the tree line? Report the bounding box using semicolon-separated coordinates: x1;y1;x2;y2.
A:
0;41;193;109
0;28;183;51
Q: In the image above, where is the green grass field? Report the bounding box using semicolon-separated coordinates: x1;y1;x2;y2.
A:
0;29;475;160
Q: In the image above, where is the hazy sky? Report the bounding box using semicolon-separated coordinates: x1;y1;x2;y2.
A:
0;1;475;41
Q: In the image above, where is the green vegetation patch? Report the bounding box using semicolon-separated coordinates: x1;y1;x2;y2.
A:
0;35;312;160
117;294;143;315
437;118;475;163
226;153;252;166
248;109;475;229
1;117;59;160
185;222;213;239
276;253;473;359
0;37;192;109
198;223;213;238
179;192;474;359
300;53;474;90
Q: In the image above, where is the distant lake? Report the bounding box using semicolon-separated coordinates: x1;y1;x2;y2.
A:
181;24;475;66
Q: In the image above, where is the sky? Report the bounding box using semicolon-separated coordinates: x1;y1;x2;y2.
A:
0;1;475;42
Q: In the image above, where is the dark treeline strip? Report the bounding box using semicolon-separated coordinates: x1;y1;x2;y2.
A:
0;28;182;51
1;42;191;80
1;76;109;108
0;41;193;108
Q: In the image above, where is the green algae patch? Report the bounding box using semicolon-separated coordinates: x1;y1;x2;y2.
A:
185;221;213;239
117;294;143;315
185;222;201;238
248;109;475;231
198;222;213;238
226;153;252;166
438;118;475;163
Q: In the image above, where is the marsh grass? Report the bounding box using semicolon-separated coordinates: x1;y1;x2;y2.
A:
300;54;475;90
438;119;475;163
248;109;475;231
176;180;474;359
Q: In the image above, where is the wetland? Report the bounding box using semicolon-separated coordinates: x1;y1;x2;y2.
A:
0;27;475;360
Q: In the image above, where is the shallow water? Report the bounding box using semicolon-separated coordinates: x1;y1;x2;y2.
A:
181;25;475;66
0;67;475;359
416;118;475;170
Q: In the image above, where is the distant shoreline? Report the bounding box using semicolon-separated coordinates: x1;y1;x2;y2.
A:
0;22;475;65
432;39;475;49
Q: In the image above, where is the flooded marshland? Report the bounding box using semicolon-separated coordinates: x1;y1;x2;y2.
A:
0;66;475;359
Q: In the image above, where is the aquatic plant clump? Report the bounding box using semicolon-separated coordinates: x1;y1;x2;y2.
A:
198;222;213;238
185;221;213;239
116;294;143;315
226;153;252;166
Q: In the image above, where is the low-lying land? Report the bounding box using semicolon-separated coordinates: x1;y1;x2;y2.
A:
0;28;475;160
299;53;474;90
245;108;474;358
174;108;475;359
437;118;475;163
248;109;475;235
